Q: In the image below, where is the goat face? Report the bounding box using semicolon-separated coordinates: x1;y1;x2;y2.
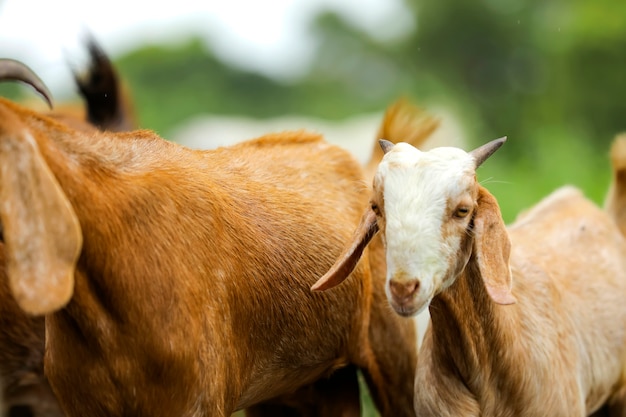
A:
311;137;514;316
372;143;477;316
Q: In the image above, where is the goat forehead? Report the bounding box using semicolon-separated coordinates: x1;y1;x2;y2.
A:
382;144;473;168
376;145;474;276
376;145;475;214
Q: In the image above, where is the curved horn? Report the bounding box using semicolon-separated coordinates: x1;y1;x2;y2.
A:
379;139;395;154
0;59;53;109
470;136;507;169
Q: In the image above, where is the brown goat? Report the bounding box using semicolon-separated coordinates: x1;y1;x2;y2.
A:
246;98;436;416
1;58;426;417
0;42;137;417
0;65;419;417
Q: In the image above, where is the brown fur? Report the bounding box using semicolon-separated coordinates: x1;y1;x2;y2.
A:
0;96;422;417
0;247;62;417
256;98;433;416
0;97;417;417
0;42;138;417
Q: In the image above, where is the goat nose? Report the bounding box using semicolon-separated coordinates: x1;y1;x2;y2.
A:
389;280;419;301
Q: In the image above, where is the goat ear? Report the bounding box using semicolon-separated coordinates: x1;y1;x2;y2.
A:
472;186;516;305
311;208;378;291
0;130;82;315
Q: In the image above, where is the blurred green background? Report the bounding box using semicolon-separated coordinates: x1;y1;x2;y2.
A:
2;0;623;223
91;0;626;224
2;0;625;415
114;0;624;224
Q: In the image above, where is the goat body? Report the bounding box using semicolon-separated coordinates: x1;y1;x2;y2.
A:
314;138;626;416
417;185;626;416
0;97;417;416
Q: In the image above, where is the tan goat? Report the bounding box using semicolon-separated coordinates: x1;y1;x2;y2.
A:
0;62;420;416
314;137;626;416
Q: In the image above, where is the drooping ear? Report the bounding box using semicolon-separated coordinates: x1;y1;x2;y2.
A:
472;186;516;305
311;208;379;291
470;136;506;169
0;129;82;315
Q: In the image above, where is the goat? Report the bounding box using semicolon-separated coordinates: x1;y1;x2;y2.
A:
0;41;137;417
313;137;626;416
0;63;418;416
0;59;61;417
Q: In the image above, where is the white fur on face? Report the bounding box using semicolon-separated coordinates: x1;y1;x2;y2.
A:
375;143;476;316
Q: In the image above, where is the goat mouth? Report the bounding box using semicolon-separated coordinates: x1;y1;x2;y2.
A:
394;306;417;317
389;295;430;317
389;299;421;317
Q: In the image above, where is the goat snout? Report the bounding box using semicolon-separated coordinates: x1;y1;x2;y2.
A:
389;279;419;303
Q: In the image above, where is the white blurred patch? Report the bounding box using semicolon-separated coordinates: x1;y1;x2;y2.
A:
170;106;466;165
416;308;430;348
0;0;414;93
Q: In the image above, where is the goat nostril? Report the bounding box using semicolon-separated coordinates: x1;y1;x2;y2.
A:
389;280;419;300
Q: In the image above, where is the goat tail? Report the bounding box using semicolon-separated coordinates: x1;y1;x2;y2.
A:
364;97;440;181
604;133;626;237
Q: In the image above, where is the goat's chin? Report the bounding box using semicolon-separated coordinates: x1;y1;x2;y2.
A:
389;296;430;317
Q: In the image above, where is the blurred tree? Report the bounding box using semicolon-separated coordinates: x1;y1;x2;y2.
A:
115;0;626;155
115;38;298;135
399;0;626;154
0;0;615;217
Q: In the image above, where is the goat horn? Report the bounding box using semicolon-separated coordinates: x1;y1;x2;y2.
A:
0;59;53;109
379;139;395;154
470;136;507;169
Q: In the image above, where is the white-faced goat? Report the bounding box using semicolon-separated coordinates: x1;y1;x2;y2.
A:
313;138;626;416
0;62;420;416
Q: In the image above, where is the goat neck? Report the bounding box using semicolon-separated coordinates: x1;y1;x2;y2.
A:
427;256;519;385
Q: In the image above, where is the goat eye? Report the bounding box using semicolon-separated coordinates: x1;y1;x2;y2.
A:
454;207;470;218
